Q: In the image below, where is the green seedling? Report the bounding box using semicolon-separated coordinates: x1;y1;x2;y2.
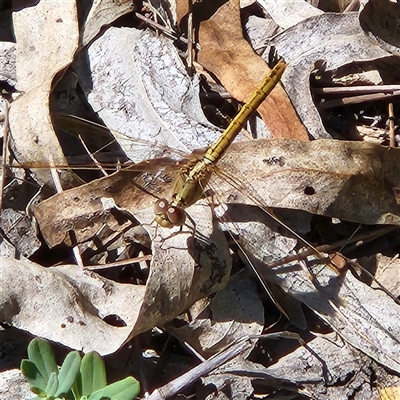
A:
20;338;140;400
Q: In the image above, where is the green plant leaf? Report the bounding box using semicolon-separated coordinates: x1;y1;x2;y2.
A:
80;352;107;396
45;371;59;397
27;338;58;382
88;377;140;400
71;372;82;400
20;359;47;394
86;392;103;400
55;351;81;397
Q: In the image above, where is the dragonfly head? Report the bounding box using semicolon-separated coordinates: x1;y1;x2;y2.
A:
154;199;186;228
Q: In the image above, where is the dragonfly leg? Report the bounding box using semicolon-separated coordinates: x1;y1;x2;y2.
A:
152;218;194;244
184;211;197;236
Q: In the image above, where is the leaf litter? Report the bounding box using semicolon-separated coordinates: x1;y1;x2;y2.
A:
2;1;400;399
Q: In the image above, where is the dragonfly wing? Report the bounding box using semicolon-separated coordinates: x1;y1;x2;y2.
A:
217;138;400;226
53;113;195;166
219;203;309;328
33;158;183;247
222;202;400;373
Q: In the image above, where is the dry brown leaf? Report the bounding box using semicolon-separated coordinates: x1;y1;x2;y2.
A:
197;0;309;140
32;162;232;343
9;2;80;188
233;226;400;374
361;254;400;297
0;369;33;400
69;27;222;161
175;0;190;24
0;220;231;354
214;139;400;226
81;0;137;47
3;3;400;397
167;275;264;357
124;213;232;343
30;137;400;365
33;158;183;248
0;209;40;257
258;0;323;29
264;335;378;399
8;3;136;190
0;257;134;355
0;42;16;86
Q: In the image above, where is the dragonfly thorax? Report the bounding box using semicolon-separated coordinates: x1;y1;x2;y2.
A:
153;163;212;228
172;162;212;207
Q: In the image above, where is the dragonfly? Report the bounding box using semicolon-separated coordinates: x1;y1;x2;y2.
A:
143;59;337;290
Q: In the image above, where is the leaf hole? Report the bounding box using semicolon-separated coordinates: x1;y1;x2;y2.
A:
103;314;127;327
304;186;316;195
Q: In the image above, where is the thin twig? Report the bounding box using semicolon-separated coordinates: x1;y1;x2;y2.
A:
0;102;10;217
83;255;152;270
145;336;255;400
48;154;63;193
187;0;194;75
146;332;309;400
267;225;399;269
388;103;395;147
319;91;400;109
48;154;84;268
313;84;400;96
135;12;201;50
78;133;108;176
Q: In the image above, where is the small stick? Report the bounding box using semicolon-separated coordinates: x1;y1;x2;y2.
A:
48;154;64;193
0;102;10;218
146;336;255;400
319;91;400;109
313;84;400;96
48;154;84;268
135;12;201;50
187;0;194;75
78;133;108;176
266;225;399;269
388;102;395;147
83;255;152;270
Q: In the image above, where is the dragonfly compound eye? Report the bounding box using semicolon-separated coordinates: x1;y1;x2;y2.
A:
154;200;186;227
166;206;186;226
154;199;169;215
